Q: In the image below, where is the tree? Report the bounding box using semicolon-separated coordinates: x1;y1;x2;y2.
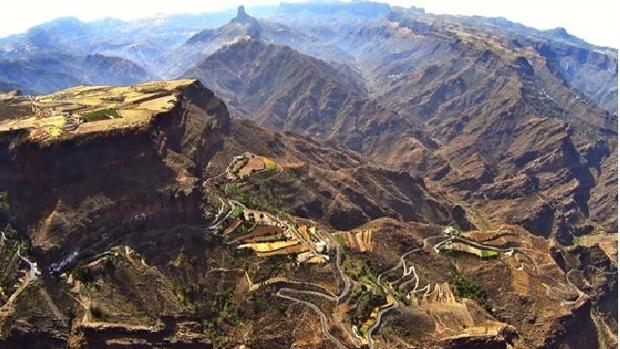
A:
0;191;8;212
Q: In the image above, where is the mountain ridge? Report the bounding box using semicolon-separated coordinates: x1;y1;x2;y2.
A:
180;10;617;244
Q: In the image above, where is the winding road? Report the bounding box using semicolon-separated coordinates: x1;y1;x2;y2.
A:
366;298;398;349
276;288;347;349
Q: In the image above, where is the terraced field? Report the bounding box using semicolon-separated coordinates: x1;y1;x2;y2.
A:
201;153;548;349
0;80;195;143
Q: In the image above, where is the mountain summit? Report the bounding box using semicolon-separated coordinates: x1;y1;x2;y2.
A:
229;4;261;37
233;5;252;22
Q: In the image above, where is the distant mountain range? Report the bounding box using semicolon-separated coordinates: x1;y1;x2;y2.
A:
0;52;150;94
1;3;616;111
179;4;617;243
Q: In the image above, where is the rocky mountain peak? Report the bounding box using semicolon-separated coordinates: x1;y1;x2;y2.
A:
548;26;569;38
227;5;261;39
233;5;254;23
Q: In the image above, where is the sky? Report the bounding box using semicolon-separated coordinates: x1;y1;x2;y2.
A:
0;0;617;48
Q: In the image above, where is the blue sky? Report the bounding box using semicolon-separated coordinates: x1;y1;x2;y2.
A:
0;0;618;47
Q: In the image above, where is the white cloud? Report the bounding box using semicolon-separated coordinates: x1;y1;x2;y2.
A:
0;0;617;47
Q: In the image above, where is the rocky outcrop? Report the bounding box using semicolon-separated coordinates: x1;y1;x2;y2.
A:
0;80;229;260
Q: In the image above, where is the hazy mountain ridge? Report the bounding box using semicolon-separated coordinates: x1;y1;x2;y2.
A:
162;5;356;78
1;1;615;108
178;5;617;244
396;8;619;115
182;39;399;146
0;52;151;94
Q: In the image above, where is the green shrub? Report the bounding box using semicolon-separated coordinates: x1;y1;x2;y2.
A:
170;249;189;268
216;287;237;321
0;224;20;290
345;259;378;285
448;269;487;304
229;205;243;220
224;183;240;195
204;319;225;349
334;234;346;246
0;191;8;211
3;223;17;239
349;289;385;325
249;292;268;314
74;266;96;284
80;108;121;122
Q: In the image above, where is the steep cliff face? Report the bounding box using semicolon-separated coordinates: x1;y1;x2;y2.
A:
0;80;229;260
534;41;618;115
0;79;452;261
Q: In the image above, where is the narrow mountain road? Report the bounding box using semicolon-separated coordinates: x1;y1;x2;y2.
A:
335;245;351;303
366;248;428;349
366;297;398;349
276;288;347;349
378;248;420;284
210;198;226;225
431;233;539;272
